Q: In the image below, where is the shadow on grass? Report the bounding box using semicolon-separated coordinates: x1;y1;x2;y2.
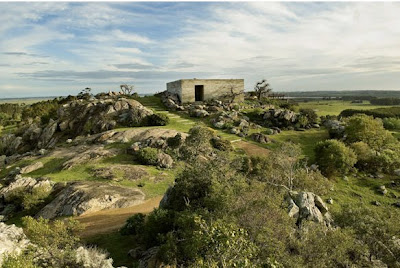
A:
83;231;137;268
28;157;66;177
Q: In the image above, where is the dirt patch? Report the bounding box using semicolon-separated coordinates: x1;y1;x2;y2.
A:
76;196;163;238
233;141;269;157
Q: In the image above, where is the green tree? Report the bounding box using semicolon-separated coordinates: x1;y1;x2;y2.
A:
299;108;318;124
180;125;215;161
315;139;357;177
22;216;82;267
344;114;395;150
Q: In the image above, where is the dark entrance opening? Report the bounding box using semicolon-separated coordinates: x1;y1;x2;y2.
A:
195;85;204;101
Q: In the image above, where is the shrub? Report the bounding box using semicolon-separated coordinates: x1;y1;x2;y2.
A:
120;213;146;235
136;147;159;165
334;205;400;267
297;115;309;128
4;185;51;210
146;113;170;126
383;117;400;130
315;139;357;177
21;216;82;267
180;126;215;160
344;114;396;150
210;137;232;151
2;252;37;268
167;133;184;149
185;216;258;267
23;186;51;210
299;108;318;123
22;99;60;124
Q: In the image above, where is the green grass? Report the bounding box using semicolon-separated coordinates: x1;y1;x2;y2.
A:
23;153;176;198
264;128;329;163
326;174;400;218
0;124;17;135
298;100;390;116
83;232;137;268
0;98;52;104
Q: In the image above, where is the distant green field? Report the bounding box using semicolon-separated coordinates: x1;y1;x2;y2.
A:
298;100;391;116
0;98;52;105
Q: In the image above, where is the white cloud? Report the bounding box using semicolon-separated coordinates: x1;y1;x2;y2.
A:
162;2;400;90
1;2;400;97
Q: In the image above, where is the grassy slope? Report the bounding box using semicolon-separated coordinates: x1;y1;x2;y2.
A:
3;96;399;267
70;98;400;267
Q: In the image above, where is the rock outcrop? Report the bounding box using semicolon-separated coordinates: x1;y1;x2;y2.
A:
94;128;187;145
20;161;44;174
0;223;30;266
37;182;145;219
0;175;53;201
262;108;298;128
285;191;332;227
0;97;154;157
62;146;116;170
249;133;270;144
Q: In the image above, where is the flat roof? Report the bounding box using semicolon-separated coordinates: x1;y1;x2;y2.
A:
167;78;244;83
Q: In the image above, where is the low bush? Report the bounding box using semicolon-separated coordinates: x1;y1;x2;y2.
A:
4;185;51;210
383;117;400;130
136;147;159;165
210;137;232;151
166;133;184;149
146;113;170;126
315;139;357;177
299;108;318;123
344;114;396;150
120;213;146;236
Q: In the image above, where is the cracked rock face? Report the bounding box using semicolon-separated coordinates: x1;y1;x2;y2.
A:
37;182;145;219
0;223;30;266
0;175;53;201
285;191;332;227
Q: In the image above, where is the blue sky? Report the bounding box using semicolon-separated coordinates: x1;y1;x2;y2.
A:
1;2;400;97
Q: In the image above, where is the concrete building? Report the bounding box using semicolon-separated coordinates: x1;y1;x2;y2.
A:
166;78;244;103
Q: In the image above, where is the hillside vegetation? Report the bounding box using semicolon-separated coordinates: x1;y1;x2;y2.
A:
0;92;399;267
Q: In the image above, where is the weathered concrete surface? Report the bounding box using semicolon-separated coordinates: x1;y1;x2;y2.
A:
167;79;244;103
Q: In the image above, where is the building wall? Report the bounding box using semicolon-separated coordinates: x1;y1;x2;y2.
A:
166;80;182;102
167;79;244;103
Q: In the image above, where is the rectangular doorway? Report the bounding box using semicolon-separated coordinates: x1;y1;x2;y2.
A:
195;85;204;101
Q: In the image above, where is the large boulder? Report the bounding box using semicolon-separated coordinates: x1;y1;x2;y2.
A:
62;146;116;170
20;162;44;174
285;191;332;227
37;182;145;219
0;175;53;201
94;128;187;144
37;119;58;149
157;152;174;168
0;223;30;266
189;109;209;118
249;133;270;144
0;134;23;156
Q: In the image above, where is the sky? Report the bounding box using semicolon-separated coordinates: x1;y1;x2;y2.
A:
0;2;400;97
